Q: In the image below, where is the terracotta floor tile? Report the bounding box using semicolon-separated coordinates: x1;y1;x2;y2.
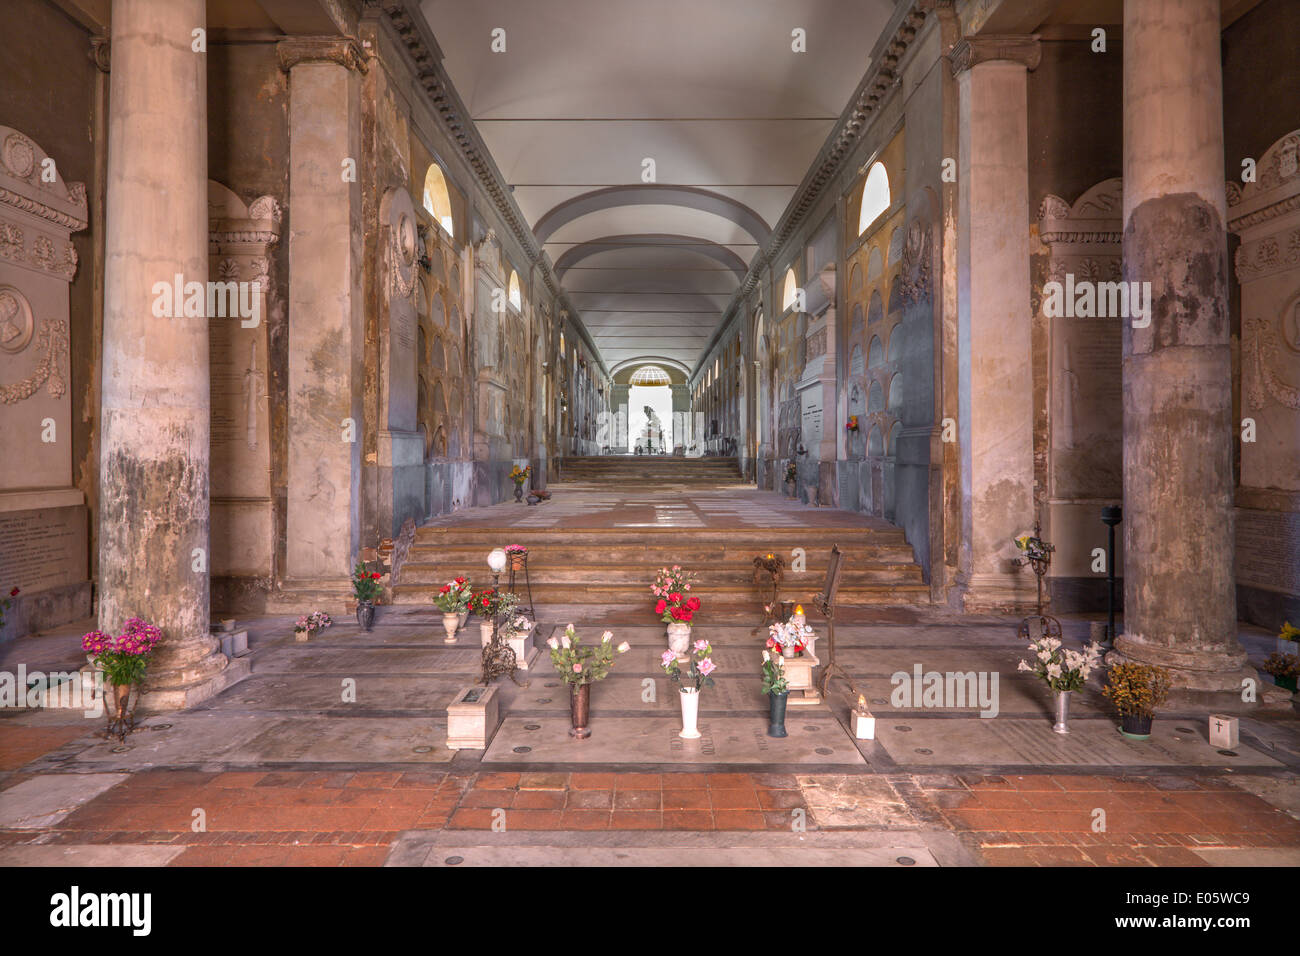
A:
568;773;617;790
614;773;663;790
513;790;567;810
662;810;713;829
473;772;521;789
609;810;661;830
560;810;611;830
614;789;661;810
713;810;766;830
661;789;711;810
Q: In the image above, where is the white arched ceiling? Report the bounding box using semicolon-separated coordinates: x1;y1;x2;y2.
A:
424;0;896;370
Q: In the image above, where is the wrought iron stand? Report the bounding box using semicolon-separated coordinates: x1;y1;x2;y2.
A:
1015;521;1061;642
480;571;523;686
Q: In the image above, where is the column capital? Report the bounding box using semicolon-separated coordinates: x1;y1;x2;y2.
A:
88;36;110;73
277;36;369;74
949;34;1041;75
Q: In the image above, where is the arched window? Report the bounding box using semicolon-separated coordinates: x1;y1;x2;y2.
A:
422;163;455;236
559;332;566;358
629;365;671;386
781;268;799;312
508;270;522;311
857;161;890;236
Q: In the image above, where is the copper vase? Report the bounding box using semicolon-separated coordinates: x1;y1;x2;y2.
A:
105;682;138;741
569;682;591;738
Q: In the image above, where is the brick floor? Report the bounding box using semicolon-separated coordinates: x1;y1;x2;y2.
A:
3;767;1299;866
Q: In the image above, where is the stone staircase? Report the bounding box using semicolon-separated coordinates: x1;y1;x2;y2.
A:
390;525;930;608
555;455;742;485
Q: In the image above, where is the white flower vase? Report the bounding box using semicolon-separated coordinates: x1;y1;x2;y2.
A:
442;612;459;644
480;621;494;647
457;609;469;632
666;622;692;661
678;687;701;739
782;643;797;659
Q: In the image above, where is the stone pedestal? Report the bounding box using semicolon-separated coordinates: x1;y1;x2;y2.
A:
280;37;368;585
782;652;823;707
100;0;244;710
446;684;500;750
952;37;1041;611
1116;0;1250;694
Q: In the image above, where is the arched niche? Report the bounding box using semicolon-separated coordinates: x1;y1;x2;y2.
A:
422;163;455;236
867;246;883;283
867;424;884;457
867;335;884;368
887;372;903;409
850;303;864;336
888;226;904;266
868;290;883;326
850;344;864;377
431;290;445;328
887;324;902;363
888;420;903;456
868;380;884;412
849;262;863;298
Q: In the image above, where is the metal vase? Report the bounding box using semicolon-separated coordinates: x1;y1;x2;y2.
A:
356;601;375;632
569;682;591;738
1052;689;1071;734
767;691;789;738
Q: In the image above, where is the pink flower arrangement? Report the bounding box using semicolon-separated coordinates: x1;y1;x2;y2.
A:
662;639;717;692
82;617;163;686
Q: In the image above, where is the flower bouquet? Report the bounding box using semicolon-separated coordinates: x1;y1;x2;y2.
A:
1017;635;1104;734
845;415;860;433
661;639;716;739
653;566;700;659
434;576;473;643
761;650;790;737
505;543;528;571
1103;661;1172;737
547;624;630;737
767;619;813;658
509;465;531;501
82;617;162;739
0;586;16;629
294;610;332;642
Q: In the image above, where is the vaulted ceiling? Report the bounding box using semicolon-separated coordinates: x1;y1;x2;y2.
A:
421;0;895;373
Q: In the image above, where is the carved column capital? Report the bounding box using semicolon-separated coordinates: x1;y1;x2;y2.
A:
277;36;369;74
89;36;110;73
949;34;1041;75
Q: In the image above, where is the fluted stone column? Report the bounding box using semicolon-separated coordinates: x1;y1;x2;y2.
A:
100;0;241;709
279;37;367;583
1116;0;1253;694
952;36;1041;611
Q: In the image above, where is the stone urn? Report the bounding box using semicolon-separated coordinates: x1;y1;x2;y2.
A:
513;483;525;503
479;620;494;647
355;601;375;632
666;622;692;660
442;612;459;644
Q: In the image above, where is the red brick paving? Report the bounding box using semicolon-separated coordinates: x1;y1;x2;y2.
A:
2;768;1298;865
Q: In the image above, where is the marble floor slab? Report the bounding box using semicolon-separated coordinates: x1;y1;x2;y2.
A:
0;772;127;828
873;717;1285;769
482;715;866;766
199;675;471;713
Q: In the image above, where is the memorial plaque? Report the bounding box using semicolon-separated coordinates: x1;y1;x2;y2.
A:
0;506;86;594
800;389;823;445
1236;508;1300;597
1051;315;1122;499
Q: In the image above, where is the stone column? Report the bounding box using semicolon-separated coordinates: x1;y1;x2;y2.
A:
1116;0;1252;694
671;384;690;451
279;38;367;582
951;36;1041;611
100;0;242;709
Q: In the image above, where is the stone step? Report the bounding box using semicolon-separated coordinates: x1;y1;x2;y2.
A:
412;527;908;545
395;563;925;585
405;543;916;562
390;581;930;605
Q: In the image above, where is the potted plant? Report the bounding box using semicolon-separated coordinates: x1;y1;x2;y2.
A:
845;415;859;434
766;619;812;659
505;544;528;572
652;566;700;659
434;576;472;643
352;563;383;631
546;624;630;738
661;639;717;739
761;650;790;738
501;610;535;668
509;464;531;503
82;617;162;740
784;461;798;497
1103;661;1172;738
293;610;332;643
1263;652;1299;693
470;588;498;644
1278;621;1300;657
1017;635;1104;734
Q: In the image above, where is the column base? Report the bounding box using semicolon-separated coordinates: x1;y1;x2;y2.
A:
139;635;250;713
1109;634;1284;702
961;573;1041;613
